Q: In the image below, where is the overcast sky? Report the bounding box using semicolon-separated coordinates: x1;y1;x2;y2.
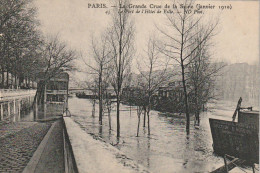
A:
34;0;259;82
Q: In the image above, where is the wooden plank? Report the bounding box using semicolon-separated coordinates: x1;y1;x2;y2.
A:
232;97;242;122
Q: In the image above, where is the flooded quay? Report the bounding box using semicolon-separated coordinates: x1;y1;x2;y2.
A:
1;93;256;172
0;94;65;123
68;96;258;173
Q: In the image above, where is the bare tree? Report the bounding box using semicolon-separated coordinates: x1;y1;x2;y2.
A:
137;37;169;135
158;0;218;134
79;79;98;117
90;81;98;117
186;28;223;126
83;34;111;125
125;86;145;137
108;0;135;138
136;104;143;137
34;35;76;107
104;90;114;130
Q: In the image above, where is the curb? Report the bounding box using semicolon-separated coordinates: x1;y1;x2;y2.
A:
63;117;79;173
22;121;57;173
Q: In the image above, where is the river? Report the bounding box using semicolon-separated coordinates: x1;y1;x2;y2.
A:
68;96;259;172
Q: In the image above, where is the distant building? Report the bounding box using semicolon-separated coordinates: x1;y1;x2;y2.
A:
37;72;69;103
157;81;183;98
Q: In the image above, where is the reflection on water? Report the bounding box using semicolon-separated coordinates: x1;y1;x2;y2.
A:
0;96;65;122
69;97;241;173
34;103;65;120
0;96;34;122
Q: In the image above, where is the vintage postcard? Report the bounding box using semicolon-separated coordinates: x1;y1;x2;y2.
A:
0;0;259;172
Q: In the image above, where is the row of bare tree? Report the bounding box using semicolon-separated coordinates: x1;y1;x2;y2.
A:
0;0;76;109
83;0;223;137
82;0;134;138
0;0;40;88
0;0;76;91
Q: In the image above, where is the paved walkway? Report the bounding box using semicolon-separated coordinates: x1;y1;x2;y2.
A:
0;122;51;172
0;122;37;139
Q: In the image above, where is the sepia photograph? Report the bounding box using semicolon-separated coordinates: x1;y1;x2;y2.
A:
0;0;259;172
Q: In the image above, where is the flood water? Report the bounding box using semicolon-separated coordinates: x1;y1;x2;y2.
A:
0;96;34;122
68;96;259;173
0;95;65;122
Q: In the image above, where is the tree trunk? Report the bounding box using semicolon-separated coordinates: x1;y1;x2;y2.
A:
143;108;146;127
99;87;103;124
136;106;142;137
92;100;96;117
147;110;150;135
116;96;120;138
194;86;199;126
197;110;200;126
108;110;112;130
33;81;44;108
147;95;152;135
14;72;17;89
137;113;140;137
28;78;31;88
181;60;190;135
25;76;28;88
18;76;22;88
6;70;9;88
33;94;38;121
130;104;131;116
10;73;13;88
1;67;4;88
98;68;103;124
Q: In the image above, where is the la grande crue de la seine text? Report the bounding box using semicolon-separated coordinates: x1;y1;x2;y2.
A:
87;3;232;10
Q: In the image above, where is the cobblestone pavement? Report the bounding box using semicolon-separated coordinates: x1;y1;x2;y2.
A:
0;122;52;172
0;122;37;139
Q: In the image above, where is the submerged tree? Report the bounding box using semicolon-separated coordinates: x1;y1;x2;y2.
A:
136;103;143;137
83;79;98;117
186;27;223;126
137;37;169;135
108;0;135;138
83;34;112;125
104;90;114;130
158;0;218;134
